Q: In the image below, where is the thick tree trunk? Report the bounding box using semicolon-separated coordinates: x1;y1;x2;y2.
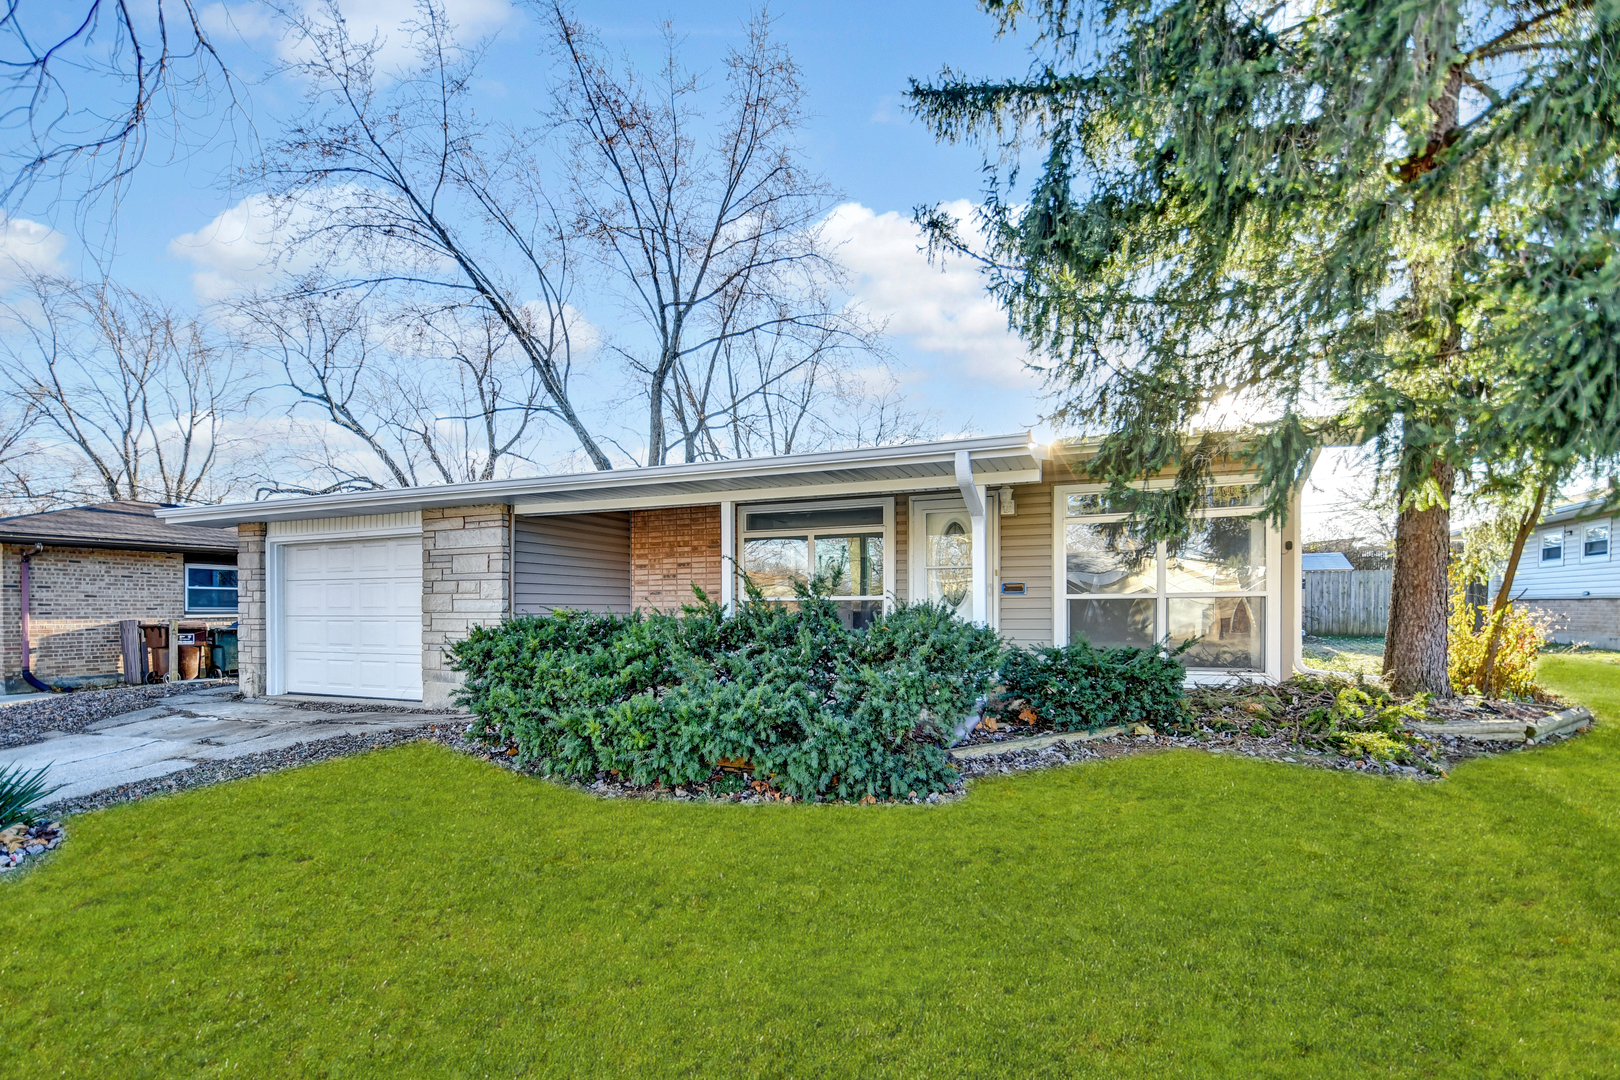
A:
1383;451;1456;697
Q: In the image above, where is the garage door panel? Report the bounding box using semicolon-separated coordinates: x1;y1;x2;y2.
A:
282;535;422;699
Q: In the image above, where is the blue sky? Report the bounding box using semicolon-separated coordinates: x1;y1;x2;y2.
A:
1;0;1370;532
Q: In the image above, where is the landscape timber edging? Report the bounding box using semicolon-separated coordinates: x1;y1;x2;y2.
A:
1408;704;1594;743
948;727;1129;761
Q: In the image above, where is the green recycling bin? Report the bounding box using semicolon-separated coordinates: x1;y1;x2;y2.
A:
208;625;239;678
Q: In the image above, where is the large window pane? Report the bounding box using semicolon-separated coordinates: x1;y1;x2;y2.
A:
1167;517;1266;592
1169;598;1265;670
743;537;808;598
814;535;884;596
744;506;883;531
835;600;883;631
1068;598;1156;649
1065;522;1155;594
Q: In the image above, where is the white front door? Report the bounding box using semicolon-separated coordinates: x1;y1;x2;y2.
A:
281;536;422;699
913;499;976;623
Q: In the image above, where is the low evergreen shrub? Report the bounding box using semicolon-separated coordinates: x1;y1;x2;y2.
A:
450;587;1004;800
997;638;1190;732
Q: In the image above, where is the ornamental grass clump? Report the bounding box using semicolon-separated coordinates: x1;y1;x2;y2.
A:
996;637;1189;732
450;585;1003;800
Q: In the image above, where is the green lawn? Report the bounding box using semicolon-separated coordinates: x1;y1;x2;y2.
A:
1301;634;1387;676
3;657;1618;1078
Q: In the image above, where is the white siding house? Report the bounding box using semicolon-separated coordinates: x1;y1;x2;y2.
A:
1495;494;1619;649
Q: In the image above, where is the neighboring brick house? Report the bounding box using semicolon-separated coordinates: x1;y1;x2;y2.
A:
0;502;239;692
157;434;1311;707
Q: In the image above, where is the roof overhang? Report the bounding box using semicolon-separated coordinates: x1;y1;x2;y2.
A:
0;533;239;559
154;434;1046;527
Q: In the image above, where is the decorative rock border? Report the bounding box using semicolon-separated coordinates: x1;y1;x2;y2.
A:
0;821;63;873
1409;704;1594;743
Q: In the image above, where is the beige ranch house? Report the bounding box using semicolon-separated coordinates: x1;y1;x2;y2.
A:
156;434;1309;707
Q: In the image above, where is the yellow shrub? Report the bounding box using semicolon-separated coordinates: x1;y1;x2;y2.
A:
1448;581;1550;698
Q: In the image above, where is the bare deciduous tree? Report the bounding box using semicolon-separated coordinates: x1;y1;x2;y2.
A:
0;271;247;504
550;4;883;465
0;1;247;227
256;0;609;468
236;288;549;494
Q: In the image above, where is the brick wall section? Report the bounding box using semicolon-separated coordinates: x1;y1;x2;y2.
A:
1527;598;1620;650
237;524;267;697
631;505;722;612
422;505;511;707
1;543;234;691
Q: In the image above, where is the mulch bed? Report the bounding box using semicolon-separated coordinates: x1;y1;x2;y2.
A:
0;680;237;749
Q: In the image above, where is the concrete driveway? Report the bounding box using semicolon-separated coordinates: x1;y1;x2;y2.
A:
0;684;439;803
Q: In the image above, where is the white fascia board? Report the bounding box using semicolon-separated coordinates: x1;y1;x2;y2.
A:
513;467;1045;516
158;432;1042;527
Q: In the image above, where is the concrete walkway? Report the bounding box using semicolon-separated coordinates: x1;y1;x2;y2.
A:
0;685;440;803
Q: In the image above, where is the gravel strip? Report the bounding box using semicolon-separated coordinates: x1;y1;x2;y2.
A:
0;680;236;748
46;722;446;816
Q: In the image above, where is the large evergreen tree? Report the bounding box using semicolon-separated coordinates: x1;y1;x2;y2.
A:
909;0;1620;694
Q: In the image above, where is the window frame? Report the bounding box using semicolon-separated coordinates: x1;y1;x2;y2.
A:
1583;520;1610;561
1053;478;1280;680
735;496;895;610
1540;530;1565;565
184;561;240;614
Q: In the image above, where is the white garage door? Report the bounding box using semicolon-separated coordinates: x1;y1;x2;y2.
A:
282;536;422;699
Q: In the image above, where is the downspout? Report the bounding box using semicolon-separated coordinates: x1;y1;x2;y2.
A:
954;450;988;625
19;544;70;693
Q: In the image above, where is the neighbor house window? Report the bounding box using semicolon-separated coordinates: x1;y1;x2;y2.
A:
1061;483;1270;672
185;564;238;612
739;500;889;629
1541;532;1563;564
1586;523;1610;559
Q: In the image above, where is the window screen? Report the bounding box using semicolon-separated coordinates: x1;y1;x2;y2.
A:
744;506;884;532
1541;532;1563;563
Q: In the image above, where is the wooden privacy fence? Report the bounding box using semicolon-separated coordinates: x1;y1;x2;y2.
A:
1302;569;1393;636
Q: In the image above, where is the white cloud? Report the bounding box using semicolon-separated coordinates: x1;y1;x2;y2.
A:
0;215;67;282
822;201;1039;384
200;0;514;71
167;194;290;299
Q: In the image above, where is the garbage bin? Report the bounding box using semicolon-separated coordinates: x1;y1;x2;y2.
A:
208;624;239;678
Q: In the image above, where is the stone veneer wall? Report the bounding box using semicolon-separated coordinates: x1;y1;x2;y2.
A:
236;524;267;697
422;505;512;707
1;543;235;692
630;505;722;613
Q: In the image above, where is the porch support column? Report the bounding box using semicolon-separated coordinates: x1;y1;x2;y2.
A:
955;451;989;625
718;500;735;614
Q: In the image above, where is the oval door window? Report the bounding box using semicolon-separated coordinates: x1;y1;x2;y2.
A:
925;510;973;621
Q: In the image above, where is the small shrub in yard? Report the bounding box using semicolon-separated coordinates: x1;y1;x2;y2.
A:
1448;581;1552;698
451;586;1003;800
997;638;1190;732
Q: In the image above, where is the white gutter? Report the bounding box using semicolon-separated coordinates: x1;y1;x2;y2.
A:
157;432;1043;527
